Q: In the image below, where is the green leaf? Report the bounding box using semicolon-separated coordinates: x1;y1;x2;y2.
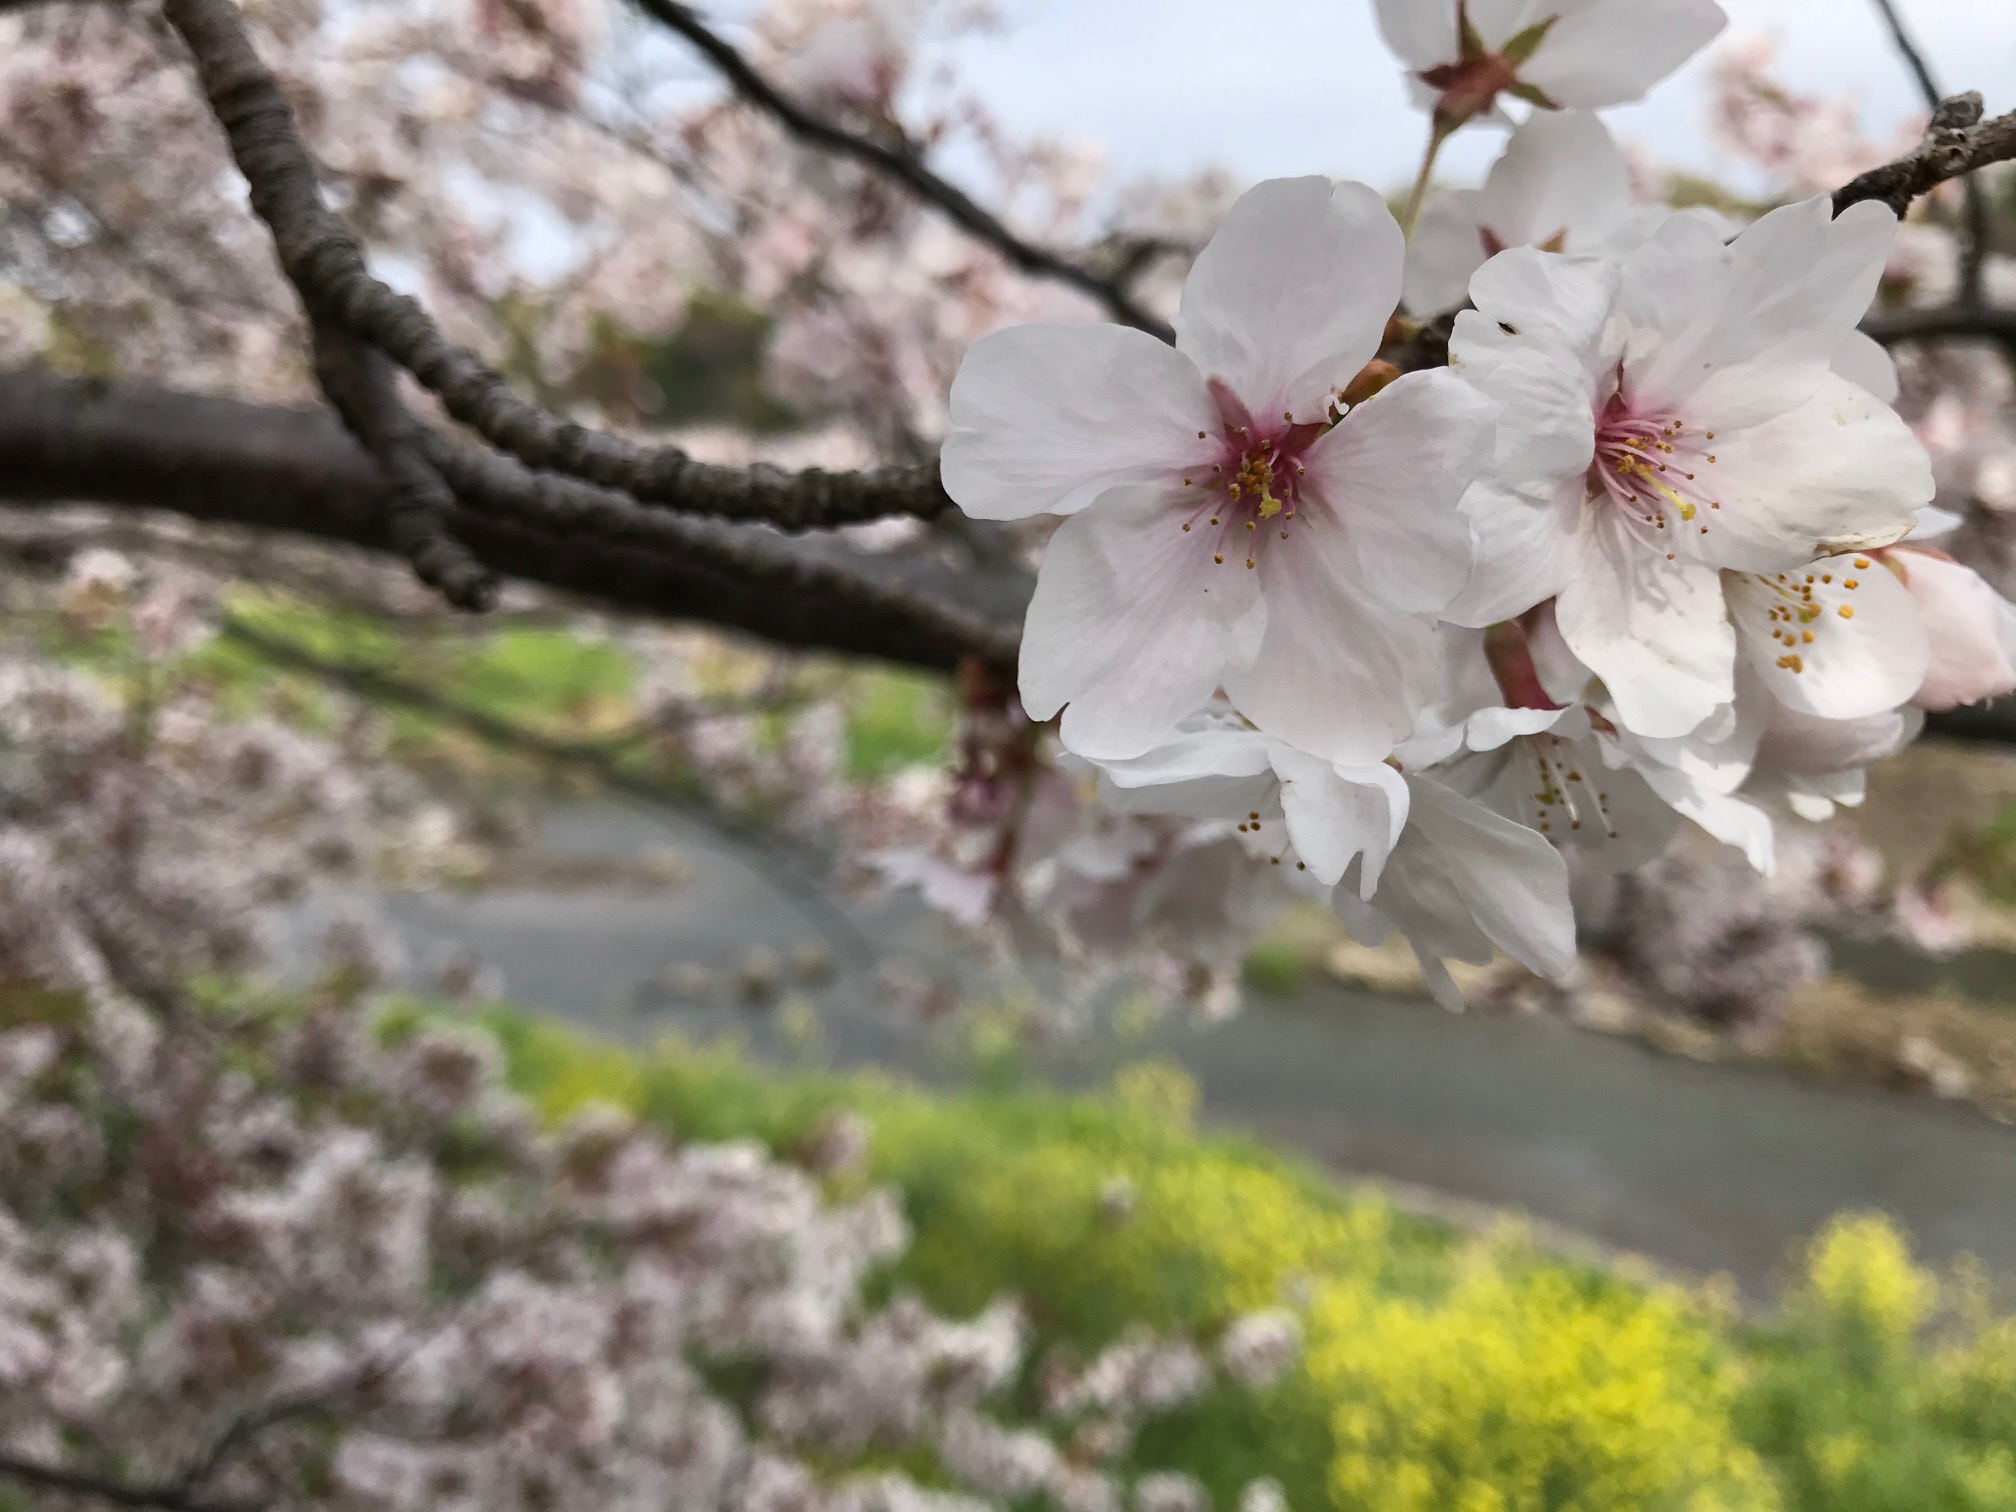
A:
1500;14;1558;67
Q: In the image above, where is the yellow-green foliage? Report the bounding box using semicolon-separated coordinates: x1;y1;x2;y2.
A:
1736;1215;2016;1511
478;1010;2016;1512
1308;1254;1774;1512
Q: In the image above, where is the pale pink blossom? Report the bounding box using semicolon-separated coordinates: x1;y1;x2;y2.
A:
1880;547;2016;711
1332;772;1576;1009
1374;0;1726;125
1406;111;1650;316
1089;705;1410;891
943;176;1495;763
1447;199;1932;738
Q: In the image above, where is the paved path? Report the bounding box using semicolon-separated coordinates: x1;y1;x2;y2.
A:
323;798;2016;1298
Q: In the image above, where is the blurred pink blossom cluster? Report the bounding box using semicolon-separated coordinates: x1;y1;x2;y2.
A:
0;972;1295;1509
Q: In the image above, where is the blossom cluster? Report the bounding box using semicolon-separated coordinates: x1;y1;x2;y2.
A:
0;548;385;1008
936;0;2016;1006
0;974;1293;1511
0;547;1290;1512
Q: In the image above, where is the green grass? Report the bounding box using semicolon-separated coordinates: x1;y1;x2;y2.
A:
36;586;958;789
473;1006;2016;1512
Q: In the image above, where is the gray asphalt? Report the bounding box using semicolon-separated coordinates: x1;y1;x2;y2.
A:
331;797;2016;1298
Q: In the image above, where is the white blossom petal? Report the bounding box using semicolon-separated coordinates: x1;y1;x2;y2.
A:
1754;700;1921;776
1301;370;1495;614
1223;541;1440;766
1404;189;1490;317
1372;0;1459;71
1729;553;1929;720
1370;772;1576;980
1521;0;1727;109
1832;329;1900;405
1272;750;1409;893
1475;111;1633;253
1021;486;1264;759
1624;197;1898;427
1176;179;1402;421
1892;551;2016;710
1091;716;1279;821
1453;249;1619;483
1444;480;1584;627
942;324;1217;520
1556;513;1734;738
1696;376;1929;572
1641;766;1776;873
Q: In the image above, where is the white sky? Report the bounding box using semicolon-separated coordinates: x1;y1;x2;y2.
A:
923;0;2016;199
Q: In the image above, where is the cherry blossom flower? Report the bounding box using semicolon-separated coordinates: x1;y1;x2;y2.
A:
1723;550;1929;722
1878;545;2016;711
1077;705;1571;1008
1086;705;1409;892
1743;698;1922;824
1406;111;1645;317
1399;692;1680;873
941;176;1495;764
1374;0;1727;127
1446;199;1933;737
1332;772;1575;1010
1218;1311;1302;1390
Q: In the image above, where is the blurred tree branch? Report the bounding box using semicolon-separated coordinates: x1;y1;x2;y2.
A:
0;367;1022;676
1868;0;1992;304
0;1453;245;1512
213;611;876;959
1863;304;2016;344
625;0;1177;342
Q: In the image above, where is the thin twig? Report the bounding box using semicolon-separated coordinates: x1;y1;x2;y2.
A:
625;0;1173;342
159;0;954;531
168;1389;343;1501
0;1454;246;1512
1867;0;1992;303
216;613;880;964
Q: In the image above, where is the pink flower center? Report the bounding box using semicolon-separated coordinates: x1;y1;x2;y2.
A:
1590;388;1725;559
1419;53;1521;128
1179;380;1329;570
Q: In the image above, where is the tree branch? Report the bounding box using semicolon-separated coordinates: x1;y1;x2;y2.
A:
159;0;956;531
143;0;491;606
0;367;1022;677
215;613;878;960
1833;93;2016;218
0;1453;245;1512
312;323;498;609
623;0;1174;343
1867;0;1991;302
1863;303;2016;345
